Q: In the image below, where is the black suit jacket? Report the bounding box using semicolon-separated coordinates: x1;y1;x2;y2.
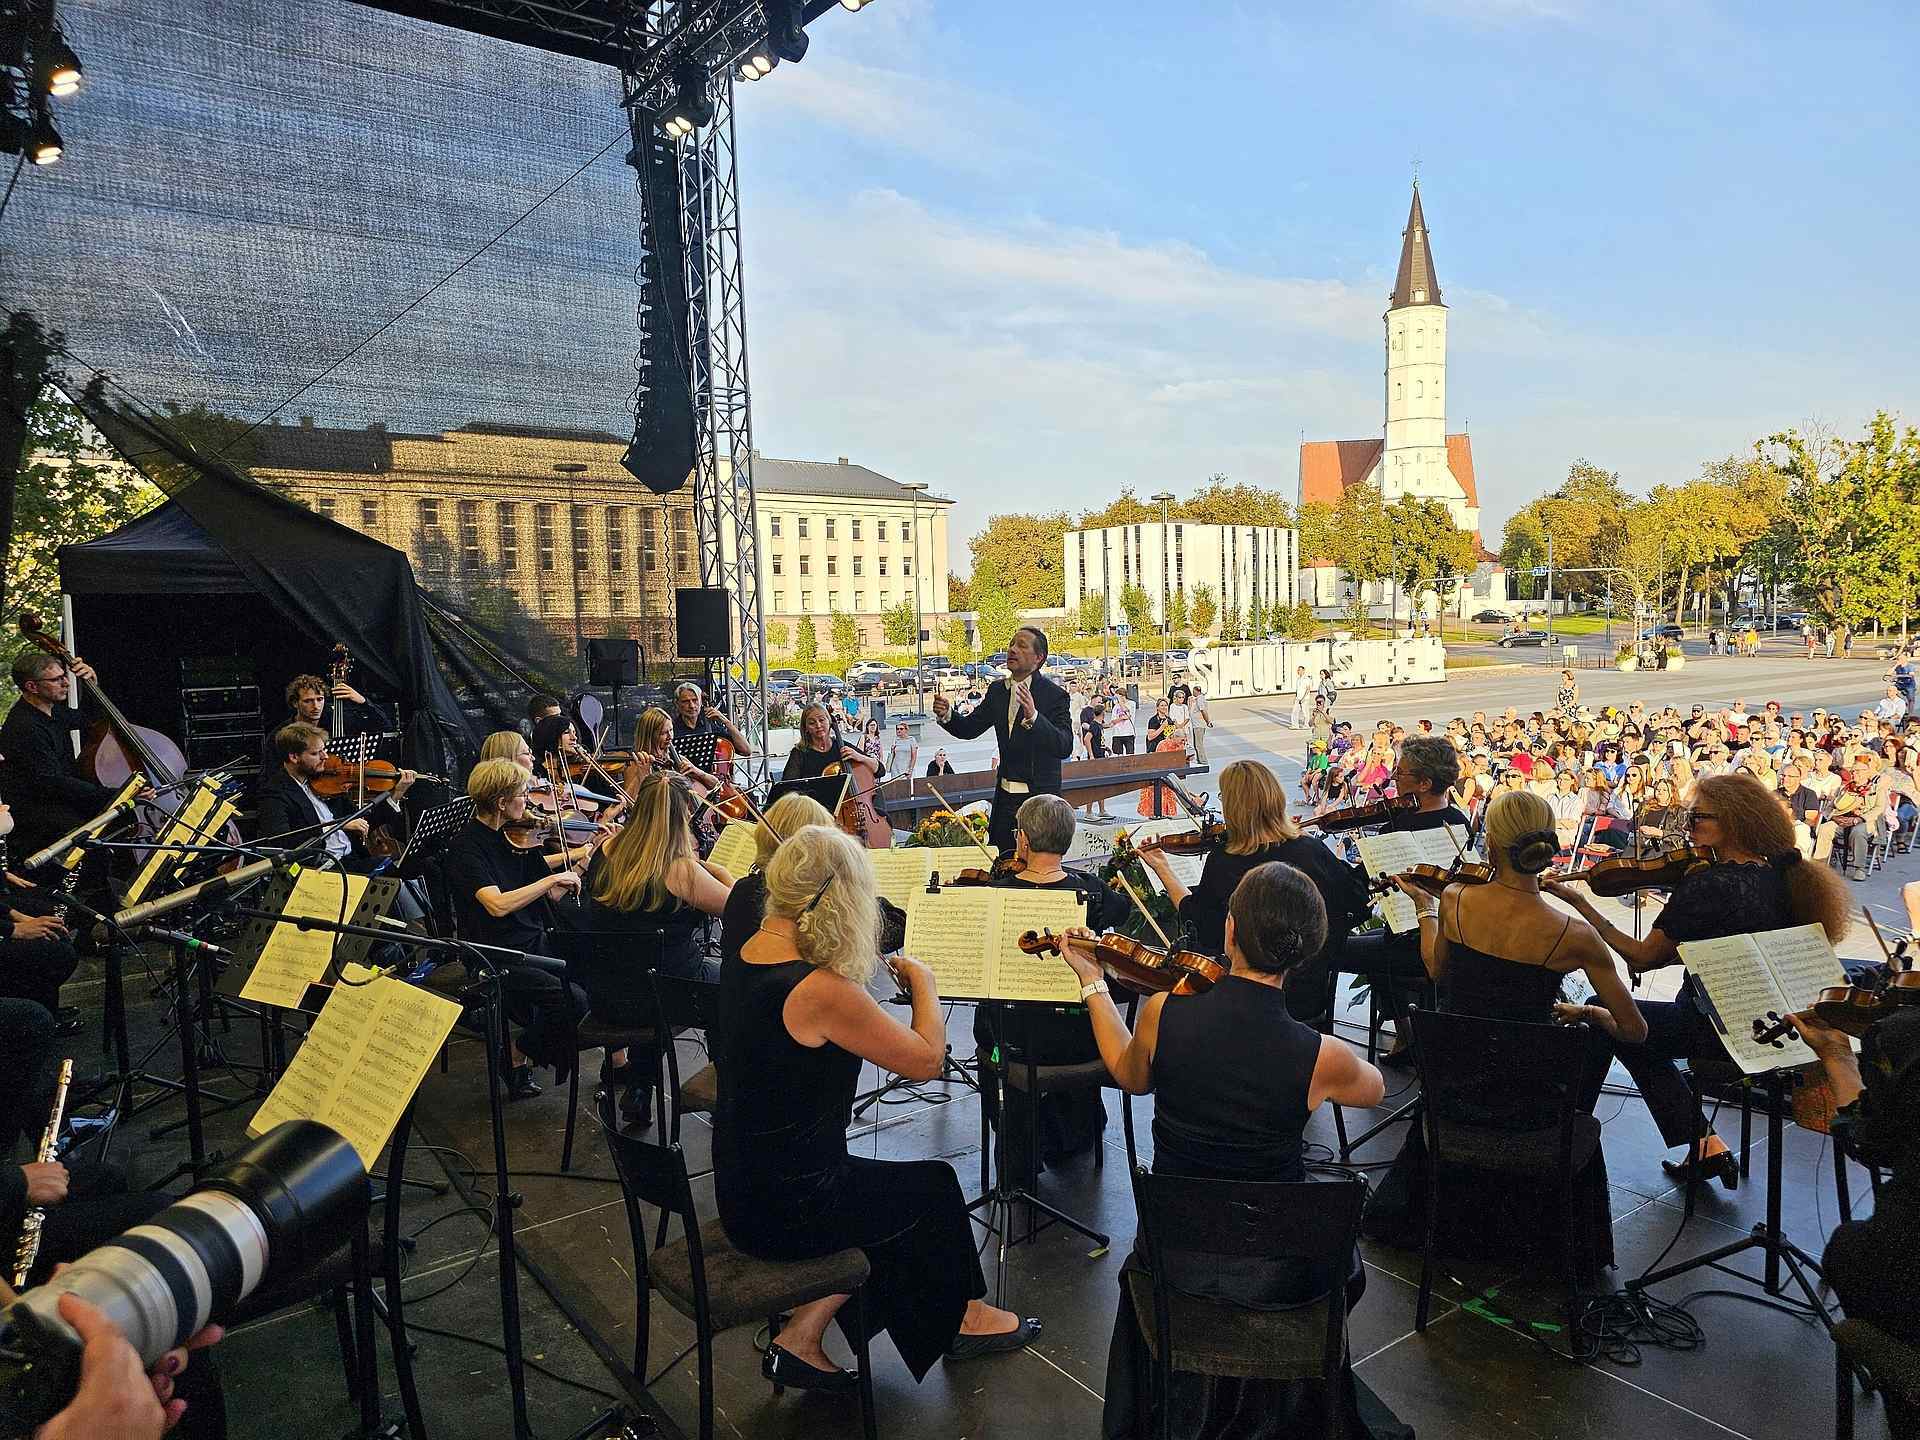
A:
935;672;1074;796
255;767;395;853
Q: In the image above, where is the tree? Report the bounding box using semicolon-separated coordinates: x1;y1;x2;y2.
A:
765;619;790;652
1295;500;1336;565
1119;583;1154;634
974;573;1021;656
1513;460;1633;603
1077;588;1108;636
1075;488;1158;531
942;615;974;663
1285;600;1318;640
1190;582;1218;635
1326;481;1394;606
794;613;820;665
968;511;1073;608
1179;474;1293;529
1247;590;1267;639
947;571;972;611
6;390;165;636
1383;496;1478;621
830;606;861;666
1166;587;1189;638
882;599;916;647
1500;510;1547;601
1219;601;1245;643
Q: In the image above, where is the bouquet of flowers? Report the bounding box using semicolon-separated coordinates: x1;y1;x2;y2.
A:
1099;829;1182;944
902;808;990;850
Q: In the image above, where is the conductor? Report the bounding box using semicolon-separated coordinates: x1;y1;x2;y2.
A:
930;625;1073;854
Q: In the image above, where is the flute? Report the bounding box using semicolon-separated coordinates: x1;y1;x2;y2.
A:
13;1057;74;1288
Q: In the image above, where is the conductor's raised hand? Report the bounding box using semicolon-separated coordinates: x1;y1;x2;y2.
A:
1014;680;1037;723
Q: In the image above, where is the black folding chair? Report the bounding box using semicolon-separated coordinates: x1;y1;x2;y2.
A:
1127;1167;1366;1440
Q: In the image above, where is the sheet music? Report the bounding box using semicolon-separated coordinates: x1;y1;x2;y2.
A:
904;887;995;999
1138;849;1208;894
866;848;935;907
249;964;461;1168
1354;829;1473;933
1759;922;1850;1012
706;821;759;878
125;784;230;905
1064;823;1122;863
1679;933;1802;1072
240;868;368;1008
988;889;1089;1003
902;886;1088;1002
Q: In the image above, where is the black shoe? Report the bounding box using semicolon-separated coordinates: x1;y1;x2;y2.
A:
1662;1148;1738;1192
1380;1045;1417;1072
619;1084;654;1129
945;1317;1041;1361
52;1008;85;1038
502;1064;542;1101
762;1342;859;1394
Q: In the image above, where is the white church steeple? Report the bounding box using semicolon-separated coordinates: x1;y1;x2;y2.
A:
1382;182;1456;519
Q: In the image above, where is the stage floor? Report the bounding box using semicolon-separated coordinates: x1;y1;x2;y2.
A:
78;957;1881;1440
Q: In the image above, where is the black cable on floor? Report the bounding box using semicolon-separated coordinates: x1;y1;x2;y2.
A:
402;1318;623;1403
1571;1291;1705;1366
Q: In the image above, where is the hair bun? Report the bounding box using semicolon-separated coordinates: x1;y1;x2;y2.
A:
1509;830;1558;876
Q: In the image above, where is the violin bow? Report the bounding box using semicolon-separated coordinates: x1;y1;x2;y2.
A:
1863;904;1899;970
1111;867;1175;950
923;780;998;867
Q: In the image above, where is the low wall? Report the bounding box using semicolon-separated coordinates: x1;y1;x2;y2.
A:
1190;638;1445;700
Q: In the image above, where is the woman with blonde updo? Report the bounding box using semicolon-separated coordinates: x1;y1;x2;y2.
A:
715;791;835;960
714;826;1037;1393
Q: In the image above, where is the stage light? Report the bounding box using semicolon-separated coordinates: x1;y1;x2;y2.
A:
657;60;713;138
766;0;809;64
840;0;877;10
28;113;60;165
737;50;774;82
41;32;80;96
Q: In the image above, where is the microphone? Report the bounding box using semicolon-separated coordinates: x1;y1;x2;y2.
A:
109;857;277;932
23;794;140;870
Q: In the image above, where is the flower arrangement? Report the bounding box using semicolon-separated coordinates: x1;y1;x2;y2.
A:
902;808;990;850
1098;830;1182;943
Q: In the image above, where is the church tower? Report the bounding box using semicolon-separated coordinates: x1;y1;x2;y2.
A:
1381;183;1453;515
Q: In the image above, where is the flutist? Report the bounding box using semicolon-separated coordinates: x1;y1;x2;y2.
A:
930;626;1073;855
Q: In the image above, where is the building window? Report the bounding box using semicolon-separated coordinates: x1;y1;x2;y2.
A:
571;505;590;574
773;591;784;612
459;500;481;566
855;592;866;611
672;509;692;573
607;507;626;573
641;511;658;572
851;519;862;541
1393;329;1402;350
852;556;863;576
1415;328;1423;350
877;556;888;577
360;500;379;529
876;520;888;542
826;555;838;576
801;592;812;611
902;555;911;576
316;497;336;519
800;555;811;576
609;587;626;613
771;554;784;576
1394;381;1403;400
539;590;556;616
798;517;809;540
535;505;555;571
498;504;519;568
417;498;440;535
826;519;836;541
770;515;782;539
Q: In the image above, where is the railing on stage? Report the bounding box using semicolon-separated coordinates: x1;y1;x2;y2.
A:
872;751;1205;828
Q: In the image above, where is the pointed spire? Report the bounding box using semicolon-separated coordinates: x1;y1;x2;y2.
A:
1390;182;1442;309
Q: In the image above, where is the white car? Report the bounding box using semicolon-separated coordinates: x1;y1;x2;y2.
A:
846;660;895;682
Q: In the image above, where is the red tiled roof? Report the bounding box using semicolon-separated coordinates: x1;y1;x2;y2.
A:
1298;438;1382;508
1446;433;1478;508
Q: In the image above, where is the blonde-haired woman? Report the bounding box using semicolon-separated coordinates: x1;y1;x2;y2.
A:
715;826;1037;1390
630;706;720;792
1548;771;1852;1188
443;758;590;1099
715;792;835;958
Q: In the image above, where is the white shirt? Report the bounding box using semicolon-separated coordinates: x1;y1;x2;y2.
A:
1294;673;1313;700
300;778;353;862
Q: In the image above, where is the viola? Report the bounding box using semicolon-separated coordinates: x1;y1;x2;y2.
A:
1132;822;1229;857
951;854;1022;886
1373;858;1496;900
1302;793;1418;834
820;745;891;849
1557;846;1715;898
1018;927;1227;997
309;760;446;798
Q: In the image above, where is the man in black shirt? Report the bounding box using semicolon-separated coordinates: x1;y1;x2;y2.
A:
931;626;1075;854
670;682;753;773
441;758;588;1099
0;651;131;865
258;671;389;783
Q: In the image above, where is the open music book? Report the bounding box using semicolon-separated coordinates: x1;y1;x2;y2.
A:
1678;923;1853;1074
124;780;227;906
865;847;993;908
249;963;462;1168
1353;827;1476;933
903;886;1088;1003
238;868;371;1009
706;821;759;878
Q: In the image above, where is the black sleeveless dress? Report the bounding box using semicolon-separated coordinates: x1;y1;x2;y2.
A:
1362;897;1616;1275
712;956;986;1379
1103;978;1409;1440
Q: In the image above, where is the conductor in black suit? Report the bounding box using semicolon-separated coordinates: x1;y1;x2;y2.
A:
931;625;1074;854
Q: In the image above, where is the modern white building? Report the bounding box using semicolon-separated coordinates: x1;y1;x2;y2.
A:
1064;522;1298;632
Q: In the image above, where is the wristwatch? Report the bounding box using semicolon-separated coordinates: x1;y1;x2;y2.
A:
1080;979;1109;1001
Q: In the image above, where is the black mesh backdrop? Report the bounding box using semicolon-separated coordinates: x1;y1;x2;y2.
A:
1;0;694;764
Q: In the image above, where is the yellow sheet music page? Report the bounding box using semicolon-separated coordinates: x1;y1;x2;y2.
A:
240;869;369;1007
989;889;1089;1003
903;887;995;1000
248;963;384;1151
124;786;218;905
707;821;760;878
867;848;935;908
323;976;461;1167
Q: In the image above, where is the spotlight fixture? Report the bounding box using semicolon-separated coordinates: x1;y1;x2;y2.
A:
766;0;809;64
737;49;774;82
657;59;713;139
28;112;60;165
840;0;877;10
40;31;80;96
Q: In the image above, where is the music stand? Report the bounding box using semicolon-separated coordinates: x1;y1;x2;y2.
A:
401;794;475;870
217;868;403;1007
673;726;721;774
764;773;848;814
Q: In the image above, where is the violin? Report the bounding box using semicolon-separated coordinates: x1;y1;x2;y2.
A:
1373;858;1496;899
1132;822;1229;856
1556;845;1714;898
952;854;1022;885
1018;927;1227;997
1752;970;1920;1046
1302;794;1417;834
309;760;445;798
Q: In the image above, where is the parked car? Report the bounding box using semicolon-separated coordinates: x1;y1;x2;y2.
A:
1775;612;1811;631
846;660;895;683
1496;630;1551;648
1470;609;1509;624
1639;624;1685;641
798;672;846;695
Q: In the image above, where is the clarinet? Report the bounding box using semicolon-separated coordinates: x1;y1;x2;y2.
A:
12;1058;74;1288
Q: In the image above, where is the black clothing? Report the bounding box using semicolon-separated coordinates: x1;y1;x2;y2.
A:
576;854;717;1026
1333;802;1471;1007
925;758;955;777
782;741;856;782
672;710;735;773
719;869;903;972
0;930;79;1014
713;955;983;1379
0;996;59;1154
0;701;114;861
1395;802;1471;834
933;672;1075;797
1079;706;1107;759
1826;1182;1920;1439
259;697;389;780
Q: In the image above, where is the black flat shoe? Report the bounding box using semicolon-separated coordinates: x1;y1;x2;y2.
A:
618;1084;654;1129
945;1317;1042;1361
503;1064;542;1101
1663;1148;1738;1192
762;1342;859;1394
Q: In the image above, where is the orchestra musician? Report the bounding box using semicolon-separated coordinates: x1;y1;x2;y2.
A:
0;650;153;872
256;723;416;865
929;625;1072;854
672;680;753;764
442;758;591;1100
259;671;388;781
713;825;1037;1394
1052;861;1388;1438
1138;760;1369;1023
629;707;721;792
1333;735;1471;1065
976;795;1124;1183
1545;771;1851;1188
1363;790;1644;1269
783;702;883;788
529;714;627;821
578;772;732;1123
0;795;82;1033
716;792;837;958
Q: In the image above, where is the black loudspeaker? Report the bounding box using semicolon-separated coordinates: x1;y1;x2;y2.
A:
587;637;640;687
675;588;731;658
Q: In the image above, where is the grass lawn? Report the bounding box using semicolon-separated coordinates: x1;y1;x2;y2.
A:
1444;655;1513;668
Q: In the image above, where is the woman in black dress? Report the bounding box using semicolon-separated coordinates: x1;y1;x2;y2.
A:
714;825;1039;1390
1139;759;1369;1023
1362;789;1645;1269
715;792;836;959
1547;771;1851;1187
783;702;882;785
1057;861;1392;1439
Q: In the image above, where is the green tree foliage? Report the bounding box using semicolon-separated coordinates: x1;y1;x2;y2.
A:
1285;600;1319;640
1295;500;1336;565
794;613;820;666
765;619;790;652
1505;461;1632;603
947;571;972;611
7;391;165;634
968;511;1074;608
1119;583;1155;633
1219;601;1245;643
1179;474;1294;528
1383;497;1479;618
1499;510;1547;601
1190;582;1218;635
1326;481;1394;598
882;599;917;647
1077;588;1108;636
942;616;974;663
1166;587;1189;637
1074;489;1158;530
830;606;861;664
1247;591;1267;639
974;573;1021;656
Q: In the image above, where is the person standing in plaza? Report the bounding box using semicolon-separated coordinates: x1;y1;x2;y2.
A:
1189;684;1214;766
1290;664;1313;728
1107;688;1135;755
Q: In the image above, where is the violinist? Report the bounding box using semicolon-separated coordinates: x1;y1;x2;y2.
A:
1054;862;1388;1439
1545;772;1851;1189
442;759;590;1100
1138;760;1368;1023
260;672;388;780
629;707;720;793
1362;790;1643;1269
1333;736;1470;1067
716;793;837;960
256;723;417;865
530;714;627;820
480;729;618;844
976;795;1122;1183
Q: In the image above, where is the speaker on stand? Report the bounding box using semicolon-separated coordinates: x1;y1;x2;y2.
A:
587;637;642;748
675;587;733;725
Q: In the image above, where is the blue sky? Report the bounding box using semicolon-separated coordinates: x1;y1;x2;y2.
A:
9;0;1916;579
732;0;1920;562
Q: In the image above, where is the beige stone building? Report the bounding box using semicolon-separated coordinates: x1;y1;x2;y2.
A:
252;420;951;658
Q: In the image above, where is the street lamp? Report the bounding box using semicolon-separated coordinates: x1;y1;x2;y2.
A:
902;480;929;718
1151;491;1175;688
